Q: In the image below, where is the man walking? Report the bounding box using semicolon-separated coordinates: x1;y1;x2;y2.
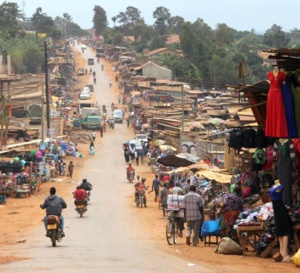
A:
68;161;74;178
152;174;161;202
183;185;204;246
91;131;96;142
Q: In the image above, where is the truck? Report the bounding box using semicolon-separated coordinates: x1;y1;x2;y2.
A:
79;107;101;130
96;47;104;57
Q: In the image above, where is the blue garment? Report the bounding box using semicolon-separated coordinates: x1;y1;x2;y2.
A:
269;184;283;201
281;75;298;138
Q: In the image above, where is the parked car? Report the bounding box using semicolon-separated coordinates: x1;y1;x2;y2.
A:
79;90;91;100
128;139;143;152
77;68;85;76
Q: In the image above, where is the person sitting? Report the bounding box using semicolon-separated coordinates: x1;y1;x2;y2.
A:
73;185;88;206
126;163;135;179
134;178;148;207
40;187;67;236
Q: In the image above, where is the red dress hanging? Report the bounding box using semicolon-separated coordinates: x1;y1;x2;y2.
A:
265;71;288;137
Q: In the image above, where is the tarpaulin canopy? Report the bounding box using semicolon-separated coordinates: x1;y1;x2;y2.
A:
197;170;232;184
157;155;194;167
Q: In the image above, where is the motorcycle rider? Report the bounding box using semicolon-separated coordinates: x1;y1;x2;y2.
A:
40;187;67;236
126;163;135;180
73;185;88;206
134;178;148;207
80;178;92;191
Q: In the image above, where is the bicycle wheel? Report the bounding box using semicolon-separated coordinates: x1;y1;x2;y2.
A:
166;220;174;245
173;222;178;244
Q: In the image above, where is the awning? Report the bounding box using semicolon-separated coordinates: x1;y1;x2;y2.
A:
196;170;232;184
157;155;194;167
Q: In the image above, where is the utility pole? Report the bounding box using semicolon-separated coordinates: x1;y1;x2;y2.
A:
44;41;50;136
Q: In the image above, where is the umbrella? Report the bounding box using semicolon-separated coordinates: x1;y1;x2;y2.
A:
188;121;205;129
44;138;55;143
154;139;166;146
207;118;225;125
157;155;195;167
159;145;177;152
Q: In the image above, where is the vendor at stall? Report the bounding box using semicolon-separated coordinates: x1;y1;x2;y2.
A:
220;187;243;235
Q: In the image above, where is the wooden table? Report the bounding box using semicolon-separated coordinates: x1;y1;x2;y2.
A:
237;223;279;257
292;224;300;252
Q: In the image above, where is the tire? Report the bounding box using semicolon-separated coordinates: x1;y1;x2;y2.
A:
80;210;83;218
139;196;143;208
173;223;178;244
51;231;56;247
166;221;174;245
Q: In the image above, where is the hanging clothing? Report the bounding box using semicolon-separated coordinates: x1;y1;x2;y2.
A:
281;73;298;138
290;73;300;136
274;139;294;207
270;184;292;236
292;139;300;206
265;71;288;138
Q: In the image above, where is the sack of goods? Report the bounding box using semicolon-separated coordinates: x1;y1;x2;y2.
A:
167;195;184;217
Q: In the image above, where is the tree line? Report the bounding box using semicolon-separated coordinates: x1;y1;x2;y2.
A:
0;2;87;74
93;5;298;89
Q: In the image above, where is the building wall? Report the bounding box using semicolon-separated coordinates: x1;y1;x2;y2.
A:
142;63;172;80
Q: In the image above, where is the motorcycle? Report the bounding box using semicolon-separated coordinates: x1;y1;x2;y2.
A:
136;191;146;208
75;200;87;218
46;215;64;247
127;170;134;183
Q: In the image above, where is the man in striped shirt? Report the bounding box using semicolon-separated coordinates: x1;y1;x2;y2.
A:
183;185;204;246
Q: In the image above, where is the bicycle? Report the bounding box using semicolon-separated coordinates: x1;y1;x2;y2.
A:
165;208;182;245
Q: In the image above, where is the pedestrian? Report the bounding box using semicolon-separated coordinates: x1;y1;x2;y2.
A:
90;141;94;149
99;124;103;137
129;144;136;163
135;150;139;166
91;131;96;142
109;80;112;88
123;144;130;163
183;185;204;246
89;145;95;155
85;69;87;75
160;183;168;217
103;122;107;133
152;174;161;202
68;161;74;178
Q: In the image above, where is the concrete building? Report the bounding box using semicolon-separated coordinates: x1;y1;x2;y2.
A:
132;61;172;80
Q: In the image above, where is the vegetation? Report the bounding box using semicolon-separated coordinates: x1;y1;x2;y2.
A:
0;3;86;74
0;2;298;87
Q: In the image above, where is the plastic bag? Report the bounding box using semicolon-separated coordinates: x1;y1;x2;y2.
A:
201;217;222;237
291;248;300;267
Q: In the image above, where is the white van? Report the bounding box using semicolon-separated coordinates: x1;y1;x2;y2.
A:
113;109;123;123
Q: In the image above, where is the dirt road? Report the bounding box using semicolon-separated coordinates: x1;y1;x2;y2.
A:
0;45;298;272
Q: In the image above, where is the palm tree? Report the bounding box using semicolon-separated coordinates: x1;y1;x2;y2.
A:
111;16;117;28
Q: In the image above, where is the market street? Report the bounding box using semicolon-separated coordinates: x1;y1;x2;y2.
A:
0;46;212;273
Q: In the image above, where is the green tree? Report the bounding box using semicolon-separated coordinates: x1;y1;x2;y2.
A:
214;23;234;46
93;5;107;36
116;6;143;35
169;16;185;34
153;6;171;35
263;24;290;48
23;46;44;73
31;7;55;36
0;2;23;39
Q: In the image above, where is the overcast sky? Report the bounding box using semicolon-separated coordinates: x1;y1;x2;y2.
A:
11;0;300;33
